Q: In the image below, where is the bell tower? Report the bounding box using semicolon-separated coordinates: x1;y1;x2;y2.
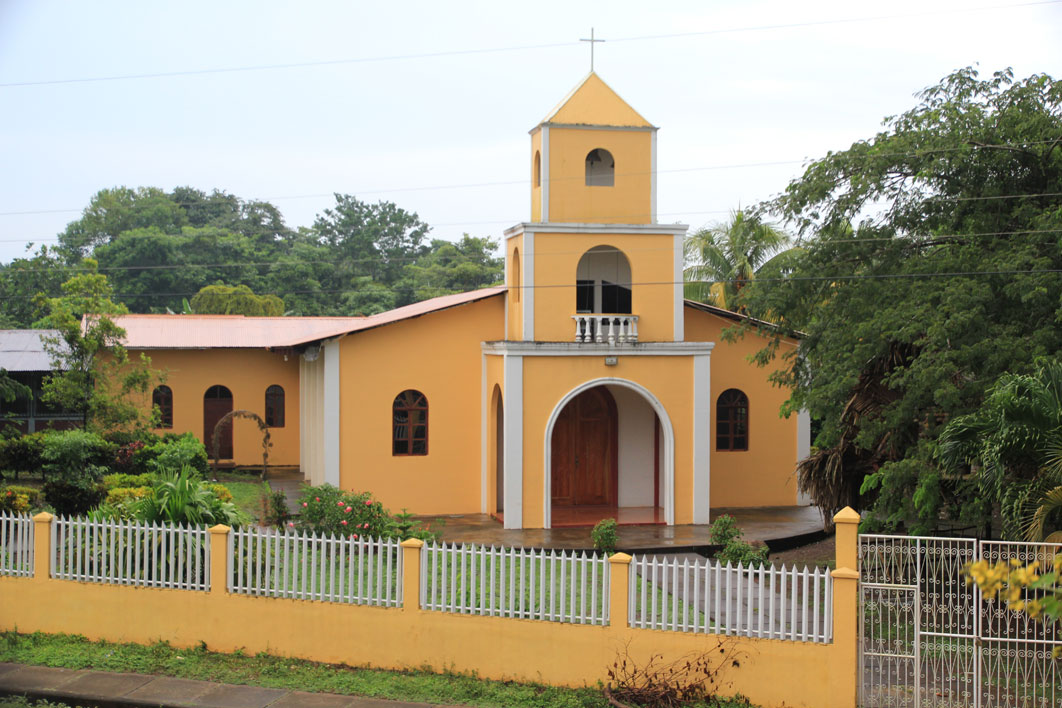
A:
530;72;657;224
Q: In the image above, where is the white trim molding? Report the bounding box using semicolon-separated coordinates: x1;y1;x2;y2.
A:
505;221;688;238
480;352;487;513
540;126;550;222
673;233;684;342
692;353;711;524
482;341;713;357
522;231;535;341
323;339;341;487
543;377;676;529
502;354;524;529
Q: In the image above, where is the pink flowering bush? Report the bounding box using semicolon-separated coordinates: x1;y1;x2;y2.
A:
291;484;439;541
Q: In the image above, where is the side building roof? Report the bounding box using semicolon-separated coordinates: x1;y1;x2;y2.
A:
112;287;507;350
0;329;66;372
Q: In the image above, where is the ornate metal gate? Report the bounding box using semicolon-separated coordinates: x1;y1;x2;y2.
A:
859;534;1061;708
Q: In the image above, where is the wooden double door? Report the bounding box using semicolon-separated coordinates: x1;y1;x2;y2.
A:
551;387;618;507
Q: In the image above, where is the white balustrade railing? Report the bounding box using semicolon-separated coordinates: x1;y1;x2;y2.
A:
630;554;833;643
0;511;33;577
53;516;209;591
572;314;639;344
422;542;610;625
229;527;402;607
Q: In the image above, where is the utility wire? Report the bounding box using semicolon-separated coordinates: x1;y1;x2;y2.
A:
0;227;1060;275
1;1;1058;88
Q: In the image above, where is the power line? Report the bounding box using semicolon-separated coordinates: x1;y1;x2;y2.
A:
2;1;1057;88
0;227;1060;276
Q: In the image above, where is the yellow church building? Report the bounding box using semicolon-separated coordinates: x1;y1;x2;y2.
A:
115;73;809;530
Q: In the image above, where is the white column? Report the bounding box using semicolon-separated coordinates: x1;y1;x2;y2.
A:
323;340;341;487
650;129;658;223
522;231;535;341
480;352;487;513
797;409;813;505
673;233;685;342
692;353;711;524
502;354;523;529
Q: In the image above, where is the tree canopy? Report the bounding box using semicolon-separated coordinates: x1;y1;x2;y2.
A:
735;67;1062;535
0;189;503;326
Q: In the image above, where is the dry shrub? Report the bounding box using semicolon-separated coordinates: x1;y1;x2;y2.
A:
604;640;747;708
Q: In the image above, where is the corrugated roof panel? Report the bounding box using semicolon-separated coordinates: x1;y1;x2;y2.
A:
0;330;65;371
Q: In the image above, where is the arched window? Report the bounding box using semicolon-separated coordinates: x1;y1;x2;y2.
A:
717;389;749;451
152;385;173;429
575;245;632;314
265;385;285;427
393;390;428;456
585;148;615;186
533;150;541;187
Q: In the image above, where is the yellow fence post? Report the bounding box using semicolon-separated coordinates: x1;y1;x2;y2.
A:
830;507;861;708
32;512;53;582
208;524;231;596
608;552;632;629
400;538;424;611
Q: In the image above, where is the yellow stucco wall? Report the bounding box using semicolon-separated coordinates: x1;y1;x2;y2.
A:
137;348;301;467
531;232;675;342
335;295;504;514
520;355;696;527
546;127;652;224
683;308;800;508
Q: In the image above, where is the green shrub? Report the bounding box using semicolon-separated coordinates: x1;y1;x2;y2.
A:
140;434;209;477
710;515;769;567
123;467;242;527
294;484;439;541
261;487;292;528
709;514;742;546
0;433;46;479
104;486;152;506
40;430;114;516
591;518;618;556
207;484;233;503
102;472;155;490
1;483;47;513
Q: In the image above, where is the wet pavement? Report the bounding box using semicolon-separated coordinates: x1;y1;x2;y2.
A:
0;663;446;708
417;505;826;554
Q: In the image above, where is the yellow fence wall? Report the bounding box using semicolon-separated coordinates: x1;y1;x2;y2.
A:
0;510;860;708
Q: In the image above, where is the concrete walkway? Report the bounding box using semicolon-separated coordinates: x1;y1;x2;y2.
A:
0;663;456;708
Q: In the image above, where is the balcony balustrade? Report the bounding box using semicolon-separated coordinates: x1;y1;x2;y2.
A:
572;314;639;344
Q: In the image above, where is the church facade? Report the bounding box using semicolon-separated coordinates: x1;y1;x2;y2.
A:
118;73;809;529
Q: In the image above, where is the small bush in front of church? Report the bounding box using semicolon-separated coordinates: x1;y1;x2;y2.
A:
710;515;768;568
591;518;618;555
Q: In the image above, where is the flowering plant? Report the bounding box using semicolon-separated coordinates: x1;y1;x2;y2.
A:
291;484;438;541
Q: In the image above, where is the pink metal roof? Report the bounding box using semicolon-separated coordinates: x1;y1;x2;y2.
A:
113;287;505;350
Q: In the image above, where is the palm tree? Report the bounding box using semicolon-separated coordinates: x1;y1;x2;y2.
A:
682;209;795;311
938;359;1062;541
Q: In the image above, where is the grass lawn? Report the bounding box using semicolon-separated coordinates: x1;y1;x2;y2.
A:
0;631;756;708
213;473;271;521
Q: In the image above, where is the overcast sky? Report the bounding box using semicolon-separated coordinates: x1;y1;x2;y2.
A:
0;0;1059;263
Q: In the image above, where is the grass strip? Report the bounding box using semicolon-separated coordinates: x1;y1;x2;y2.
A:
0;631;754;708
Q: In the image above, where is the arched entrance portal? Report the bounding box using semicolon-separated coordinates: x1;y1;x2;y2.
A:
547;381;669;528
204;385;234;460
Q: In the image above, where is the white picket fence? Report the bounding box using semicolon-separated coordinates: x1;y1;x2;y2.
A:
421;542;610;625
228;527;403;607
0;511;34;577
629;554;833;643
52;516;210;591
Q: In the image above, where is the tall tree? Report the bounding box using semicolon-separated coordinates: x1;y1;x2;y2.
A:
399;235;503;304
734;68;1062;532
683;209;794;310
34;260;157;431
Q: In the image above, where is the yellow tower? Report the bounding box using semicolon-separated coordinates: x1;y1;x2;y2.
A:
529;72;656;224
